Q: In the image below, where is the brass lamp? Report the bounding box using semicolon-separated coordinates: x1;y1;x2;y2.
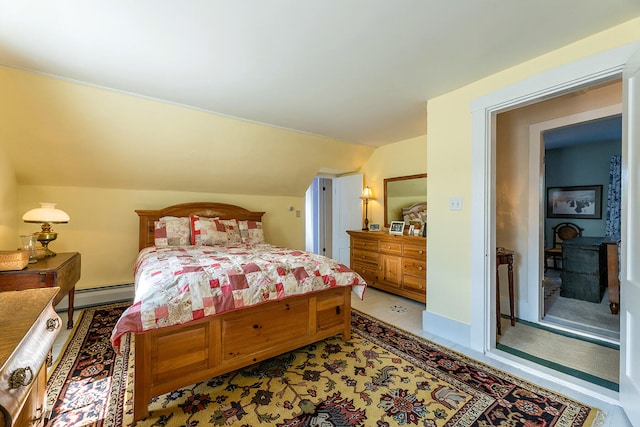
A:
22;202;70;257
360;186;373;230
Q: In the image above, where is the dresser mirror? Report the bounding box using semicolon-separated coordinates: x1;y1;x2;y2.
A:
384;174;427;228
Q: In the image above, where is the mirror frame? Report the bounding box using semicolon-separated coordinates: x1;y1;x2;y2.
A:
383;173;427;228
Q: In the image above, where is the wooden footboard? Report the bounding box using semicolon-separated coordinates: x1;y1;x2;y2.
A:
133;286;352;421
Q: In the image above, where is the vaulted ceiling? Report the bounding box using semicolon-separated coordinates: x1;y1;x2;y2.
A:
2;1;640;146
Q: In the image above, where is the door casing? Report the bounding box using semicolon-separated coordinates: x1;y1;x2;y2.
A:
470;42;640;403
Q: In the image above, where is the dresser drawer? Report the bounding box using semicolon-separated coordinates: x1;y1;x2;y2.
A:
0;291;61;426
350;261;378;284
403;274;426;292
222;299;309;361
403;258;426;277
379;241;402;256
351;238;378;252
403;243;426;259
352;249;378;265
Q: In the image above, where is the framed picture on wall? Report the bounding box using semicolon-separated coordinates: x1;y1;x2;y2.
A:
547;185;603;219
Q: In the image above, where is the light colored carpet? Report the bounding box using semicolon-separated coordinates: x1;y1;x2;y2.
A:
543;269;619;341
497;317;619;388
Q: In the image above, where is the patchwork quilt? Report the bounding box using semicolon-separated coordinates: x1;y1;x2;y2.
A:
110;244;366;352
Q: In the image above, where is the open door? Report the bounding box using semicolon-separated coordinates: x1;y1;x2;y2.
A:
332;174;363;266
620;47;640;426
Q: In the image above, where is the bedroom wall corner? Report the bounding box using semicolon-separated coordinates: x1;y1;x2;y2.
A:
360;135;427;227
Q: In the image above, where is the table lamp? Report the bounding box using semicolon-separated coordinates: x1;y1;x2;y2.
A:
22;202;70;257
360;186;373;230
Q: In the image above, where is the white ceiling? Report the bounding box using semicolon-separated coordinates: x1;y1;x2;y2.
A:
1;1;640;147
544;115;623;150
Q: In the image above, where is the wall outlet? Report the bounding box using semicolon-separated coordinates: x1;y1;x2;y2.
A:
449;197;463;211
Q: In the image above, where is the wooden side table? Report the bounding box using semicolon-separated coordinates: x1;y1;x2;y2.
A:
496;247;515;335
0;252;81;329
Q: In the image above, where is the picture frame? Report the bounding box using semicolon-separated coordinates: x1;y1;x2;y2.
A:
368;223;380;231
389;221;405;235
546;185;603;219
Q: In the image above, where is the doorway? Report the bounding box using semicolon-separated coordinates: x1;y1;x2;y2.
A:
305;177;333;258
470;42;640;424
305;174;363;265
541;114;622;343
493;81;622;388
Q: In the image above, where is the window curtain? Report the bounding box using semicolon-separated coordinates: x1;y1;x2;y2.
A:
605;155;621;239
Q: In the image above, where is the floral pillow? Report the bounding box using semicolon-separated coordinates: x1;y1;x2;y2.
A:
218;219;243;244
154;216;191;246
189;215;226;246
238;220;265;244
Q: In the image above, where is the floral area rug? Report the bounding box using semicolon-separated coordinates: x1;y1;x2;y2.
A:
46;303;604;426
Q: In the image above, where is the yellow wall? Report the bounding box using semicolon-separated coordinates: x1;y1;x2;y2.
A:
0;66;374;197
0;66;374;290
17;186;303;289
0;145;17;248
9;134;427;291
426;18;640;324
360;135;428;227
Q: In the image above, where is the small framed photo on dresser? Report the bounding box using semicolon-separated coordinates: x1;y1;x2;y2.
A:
369;223;380;231
389;221;405;235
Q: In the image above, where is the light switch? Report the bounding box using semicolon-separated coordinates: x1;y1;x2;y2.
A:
449;197;463;211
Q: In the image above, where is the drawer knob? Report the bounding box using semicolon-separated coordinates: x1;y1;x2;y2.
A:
9;366;33;389
253;324;261;329
47;317;60;331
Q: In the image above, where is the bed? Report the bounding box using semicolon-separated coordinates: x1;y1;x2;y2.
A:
110;202;365;421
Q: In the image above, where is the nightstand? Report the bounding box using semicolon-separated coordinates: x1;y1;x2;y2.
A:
0;253;81;329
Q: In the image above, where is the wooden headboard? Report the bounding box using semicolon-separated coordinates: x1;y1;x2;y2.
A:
136;202;265;251
401;201;427;217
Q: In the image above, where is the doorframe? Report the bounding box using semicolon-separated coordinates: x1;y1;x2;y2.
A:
526;104;623;327
469;42;639;398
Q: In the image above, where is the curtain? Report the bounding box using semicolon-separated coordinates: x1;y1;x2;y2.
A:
605;155;621;239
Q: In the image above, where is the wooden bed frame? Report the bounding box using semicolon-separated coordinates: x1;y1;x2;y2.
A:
131;202;353;421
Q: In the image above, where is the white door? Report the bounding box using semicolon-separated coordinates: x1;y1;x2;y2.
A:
620;47;640;427
332;174;363;266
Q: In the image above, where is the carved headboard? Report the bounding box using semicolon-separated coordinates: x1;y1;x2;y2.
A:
401;202;427;224
136;202;265;251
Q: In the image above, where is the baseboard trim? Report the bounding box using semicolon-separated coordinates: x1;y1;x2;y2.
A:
56;283;134;311
422;309;470;348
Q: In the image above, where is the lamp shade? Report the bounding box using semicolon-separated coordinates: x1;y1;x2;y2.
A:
23;203;70;223
360;186;373;200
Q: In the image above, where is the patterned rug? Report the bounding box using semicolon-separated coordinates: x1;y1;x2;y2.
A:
46;303;604;426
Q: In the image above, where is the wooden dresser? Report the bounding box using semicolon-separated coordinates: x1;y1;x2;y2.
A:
0;287;61;427
347;230;426;303
0;253;81;329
